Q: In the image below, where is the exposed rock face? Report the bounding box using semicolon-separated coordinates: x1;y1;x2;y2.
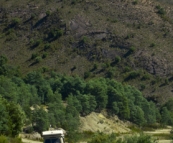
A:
135;51;170;76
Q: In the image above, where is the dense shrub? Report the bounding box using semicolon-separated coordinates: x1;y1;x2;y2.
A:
156;5;166;15
118;134;157;143
0;135;22;143
88;132;116;143
11;18;21;26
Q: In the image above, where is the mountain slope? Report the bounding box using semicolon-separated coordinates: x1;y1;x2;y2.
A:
0;0;173;104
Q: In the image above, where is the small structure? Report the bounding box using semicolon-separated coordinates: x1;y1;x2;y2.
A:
42;129;65;143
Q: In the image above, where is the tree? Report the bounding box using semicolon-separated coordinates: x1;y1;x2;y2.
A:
142;101;156;124
0;76;18;102
65;95;80;129
0;56;7;66
48;92;65;128
118;96;130;120
161;107;171;125
32;107;49;134
0;97;25;137
6;102;25;137
0;99;9;135
112;102;119;115
86;79;108;111
88;95;97;113
133;106;146;126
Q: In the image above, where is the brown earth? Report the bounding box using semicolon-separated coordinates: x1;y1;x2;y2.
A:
80;112;131;133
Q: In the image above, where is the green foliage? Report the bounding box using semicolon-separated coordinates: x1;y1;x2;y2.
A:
48;93;65;128
0;56;8;66
132;0;138;5
112;102;119;114
32;107;49;134
0;135;22;143
44;43;51;50
93;63;98;70
88;132;117;143
11;18;21;26
31;13;36;19
81;36;89;44
150;43;156;47
0;135;8;143
106;67;116;78
125;71;140;81
35;56;42;63
140;84;146;91
71;0;77;5
129;47;136;53
0;97;25;137
31;53;38;60
86;78;108;111
156;5;166;15
0;69;170;135
124;47;136;57
84;71;91;79
118;133;157;143
124;66;131;73
114;56;121;63
141;74;150;80
33;39;42;47
48;29;63;40
42;53;47;59
46;10;51;16
161;107;173;125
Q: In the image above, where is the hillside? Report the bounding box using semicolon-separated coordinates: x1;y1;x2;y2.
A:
80;112;130;133
0;0;173;104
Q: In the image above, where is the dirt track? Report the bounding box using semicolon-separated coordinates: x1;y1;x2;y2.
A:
144;127;172;143
158;140;172;143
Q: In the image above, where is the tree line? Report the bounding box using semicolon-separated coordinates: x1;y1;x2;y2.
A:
0;55;173;138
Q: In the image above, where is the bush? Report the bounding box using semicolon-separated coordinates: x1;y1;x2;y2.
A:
129;46;135;53
125;71;140;81
88;132;116;143
156;5;166;15
150;43;156;47
46;10;51;16
49;29;63;40
81;36;89;44
31;13;36;19
114;56;121;64
141;74;150;80
35;56;42;63
84;71;91;79
34;39;42;47
106;68;116;78
42;53;47;59
31;53;38;59
9;137;22;143
124;66;131;72
0;135;8;143
140;84;146;91
132;0;138;5
11;18;21;26
93;63;98;70
0;135;22;143
44;43;51;50
118;134;157;143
